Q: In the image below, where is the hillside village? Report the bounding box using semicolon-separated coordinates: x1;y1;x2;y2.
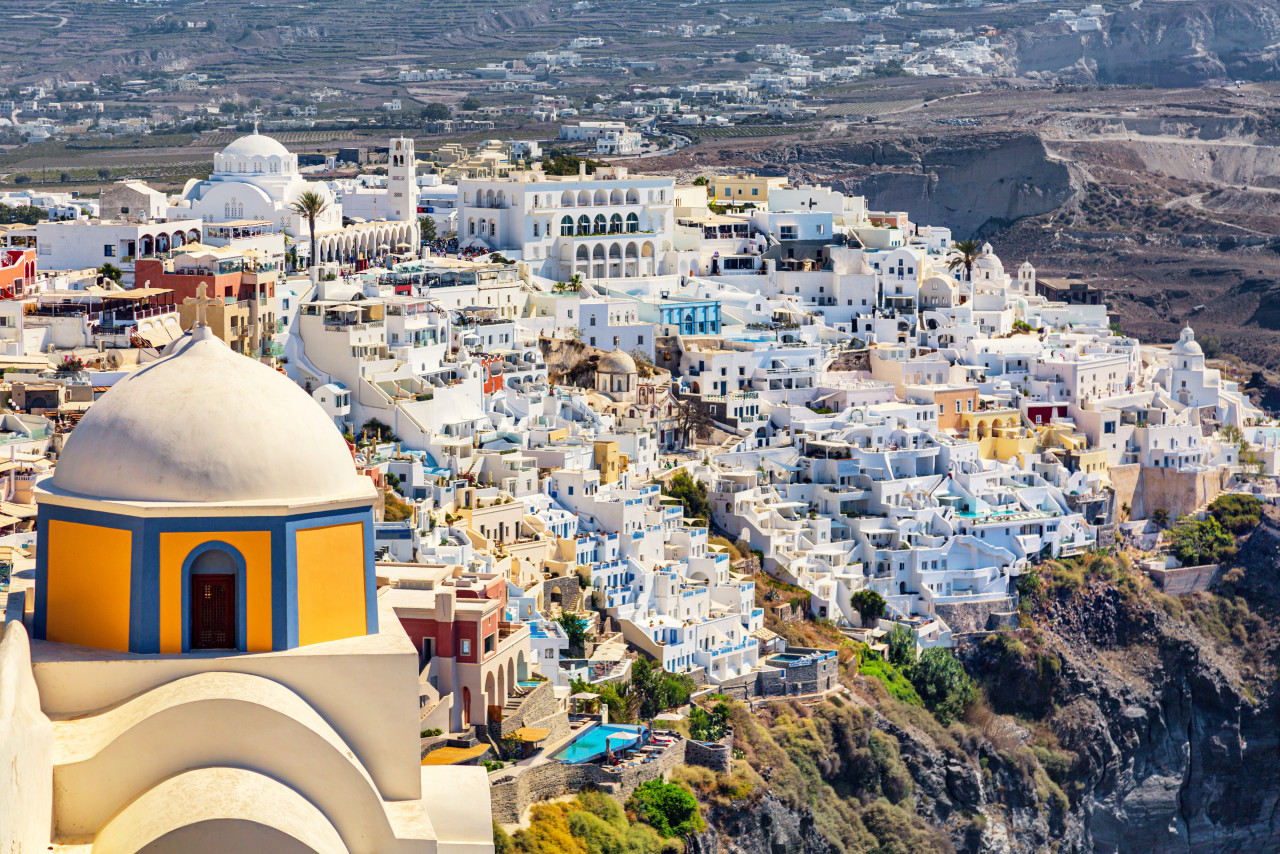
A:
0;127;1276;854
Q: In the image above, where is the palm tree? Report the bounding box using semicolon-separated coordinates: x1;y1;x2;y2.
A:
946;238;983;281
290;189;330;271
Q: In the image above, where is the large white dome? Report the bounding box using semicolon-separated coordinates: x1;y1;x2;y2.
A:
51;327;372;504
220;132;290;160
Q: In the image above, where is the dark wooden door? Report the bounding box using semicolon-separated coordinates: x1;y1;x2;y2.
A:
191;574;235;650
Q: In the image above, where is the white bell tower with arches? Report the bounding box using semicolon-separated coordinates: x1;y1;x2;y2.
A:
388;137;418;224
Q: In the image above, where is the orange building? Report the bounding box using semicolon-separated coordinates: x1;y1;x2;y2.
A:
904;383;979;433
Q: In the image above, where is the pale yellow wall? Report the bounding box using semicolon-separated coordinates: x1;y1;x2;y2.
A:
45;520;132;652
296;522;367;646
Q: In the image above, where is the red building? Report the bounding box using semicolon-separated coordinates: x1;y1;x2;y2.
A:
381;566;531;732
0;249;36;299
134;255;275;304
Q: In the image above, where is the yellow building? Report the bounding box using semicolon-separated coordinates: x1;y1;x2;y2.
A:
1;324;494;854
706;173;789;206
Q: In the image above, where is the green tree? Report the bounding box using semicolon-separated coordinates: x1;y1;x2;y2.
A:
1208;493;1262;534
583;93;601;107
946;238;983;281
692;175;708;186
460;95;481;111
907;647;975;725
1166;516;1237;566
627;780;704;837
97;168;112;181
661;470;712;523
422;102;451;121
557;611;590;654
97;263;123;283
1151;507;1170;528
290;189;331;271
630;657;695;719
850;589;886;627
734;50;752;62
688;701;730;742
886;624;915;668
419;215;437;243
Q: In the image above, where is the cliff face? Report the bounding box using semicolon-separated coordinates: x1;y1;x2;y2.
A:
697;537;1280;854
1007;0;1280;85
1018;585;1280;853
752;133;1077;237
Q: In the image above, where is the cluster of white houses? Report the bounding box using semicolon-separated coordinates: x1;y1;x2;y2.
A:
0;131;1274;851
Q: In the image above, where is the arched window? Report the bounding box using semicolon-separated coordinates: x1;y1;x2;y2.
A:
561;216;574;236
577;215;590;236
593;214;606;234
609;213;623;234
533;221;540;237
469;219;476;236
626;213;639;233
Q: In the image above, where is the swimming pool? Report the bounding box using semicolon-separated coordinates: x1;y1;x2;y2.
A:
769;653;806;663
552;724;645;764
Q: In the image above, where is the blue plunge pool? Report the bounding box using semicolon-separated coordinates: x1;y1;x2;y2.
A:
552;724;646;764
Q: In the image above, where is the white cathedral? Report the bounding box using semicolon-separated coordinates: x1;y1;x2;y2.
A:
168;131;420;265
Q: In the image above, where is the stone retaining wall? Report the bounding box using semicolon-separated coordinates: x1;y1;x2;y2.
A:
1146;563;1219;595
491;727;735;824
497;679;558;739
684;734;733;775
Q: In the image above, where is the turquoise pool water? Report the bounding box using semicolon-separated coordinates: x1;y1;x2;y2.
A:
517;680;542;688
552;724;645;763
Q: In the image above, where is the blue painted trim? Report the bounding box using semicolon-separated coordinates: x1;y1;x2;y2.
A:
126;514;154;653
180;540;248;652
271;527;290;650
32;512;48;640
284;520;299;648
35;501;375;653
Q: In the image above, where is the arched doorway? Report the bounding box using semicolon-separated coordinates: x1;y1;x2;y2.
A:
462;687;471;728
189;547;238;650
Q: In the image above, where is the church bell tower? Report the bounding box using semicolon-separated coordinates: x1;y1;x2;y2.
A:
387;136;418;224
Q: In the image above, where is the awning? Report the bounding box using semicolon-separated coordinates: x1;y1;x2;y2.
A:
135;326;177;348
0;502;37;519
420;744;491;766
0;514;22;529
511;727;550;743
0;355;52;370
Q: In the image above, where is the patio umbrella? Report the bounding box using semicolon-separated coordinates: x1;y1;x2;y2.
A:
396;242;412;249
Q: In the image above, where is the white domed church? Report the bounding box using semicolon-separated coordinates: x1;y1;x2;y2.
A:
170;131;420;266
0;324;493;854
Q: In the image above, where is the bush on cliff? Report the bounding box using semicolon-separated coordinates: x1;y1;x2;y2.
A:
628;779;705;837
511;790;668;854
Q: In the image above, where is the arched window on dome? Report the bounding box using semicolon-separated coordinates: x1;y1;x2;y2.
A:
253;160;263;173
238;162;246;173
224;203;231;218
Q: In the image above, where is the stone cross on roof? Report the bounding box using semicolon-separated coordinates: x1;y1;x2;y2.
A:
184;282;218;327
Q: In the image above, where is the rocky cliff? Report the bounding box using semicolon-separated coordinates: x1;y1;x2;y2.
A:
1007;0;1280;86
752;133;1077;237
692;539;1280;854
